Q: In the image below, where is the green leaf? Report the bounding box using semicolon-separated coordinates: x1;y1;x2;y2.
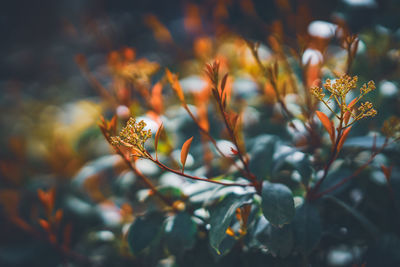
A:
293;202;322;255
248;135;278;180
261;181;295;226
272;147;312;186
209;193;254;253
127;212;165;255
165;212;197;256
157;186;183;201
210;235;236;259
324;195;379;238
259;224;294;258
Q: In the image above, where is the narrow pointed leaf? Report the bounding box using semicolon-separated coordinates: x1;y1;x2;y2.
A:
380;165;392;181
150;82;163;114
316;111;335;143
154;123;163;160
181;136;193;173
337;126;352;153
344;98;358;125
165;69;185;102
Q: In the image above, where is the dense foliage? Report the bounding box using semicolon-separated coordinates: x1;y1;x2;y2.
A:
1;1;400;267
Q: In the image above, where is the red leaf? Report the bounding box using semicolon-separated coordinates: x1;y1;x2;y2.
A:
381;165;393;181
337;126;352;153
54;209;63;224
344;98;357;125
39;219;50;232
181;136;194;173
166;69;185;102
151;82;163;114
316;111;335;143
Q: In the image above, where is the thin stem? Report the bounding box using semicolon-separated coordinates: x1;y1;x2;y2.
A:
246;40;298;125
321;99;340;119
182;104;250;178
77;61;118;109
212;91;260;193
309;112;345;199
149;156;252;187
102;131;176;209
313;138;389;199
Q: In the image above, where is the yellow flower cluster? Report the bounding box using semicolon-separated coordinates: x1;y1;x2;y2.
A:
382;116;400;139
311;75;377;127
323;75;358;97
111;118;152;154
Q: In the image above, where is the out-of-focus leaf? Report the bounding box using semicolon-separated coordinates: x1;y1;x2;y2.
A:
343;135;395;150
317;168;352;196
258;224;293;258
365;234;400;266
166;69;185;102
272;146;312;186
73;155;120;186
293;202;322;255
210;235;236;259
261;181;295;226
154;123;163;160
324;195;379;238
165;212;197;256
158;186;184;200
127;212;165;254
248;135;278;180
316;111;335;143
209;193;254;253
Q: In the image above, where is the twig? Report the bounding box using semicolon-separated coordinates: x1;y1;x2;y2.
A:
182;104;250;178
148;154;252;187
312;138;390;199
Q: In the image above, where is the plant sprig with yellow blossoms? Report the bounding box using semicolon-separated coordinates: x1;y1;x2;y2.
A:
311;75;377;131
107;117;251;187
110;118;152;158
308;75;378;200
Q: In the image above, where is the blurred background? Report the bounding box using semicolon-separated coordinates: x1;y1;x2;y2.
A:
1;0;400;266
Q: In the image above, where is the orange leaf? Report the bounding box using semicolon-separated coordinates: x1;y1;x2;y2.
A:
316;111;335;143
151;82;163;114
380;165;393;181
154;123;164;160
166;69;185;102
226;227;235;237
344;98;358;125
39;219;50;232
227;112;239;131
181;136;194;173
337;126;352;153
109;115;117;135
197;104;209;132
54;209;63;224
